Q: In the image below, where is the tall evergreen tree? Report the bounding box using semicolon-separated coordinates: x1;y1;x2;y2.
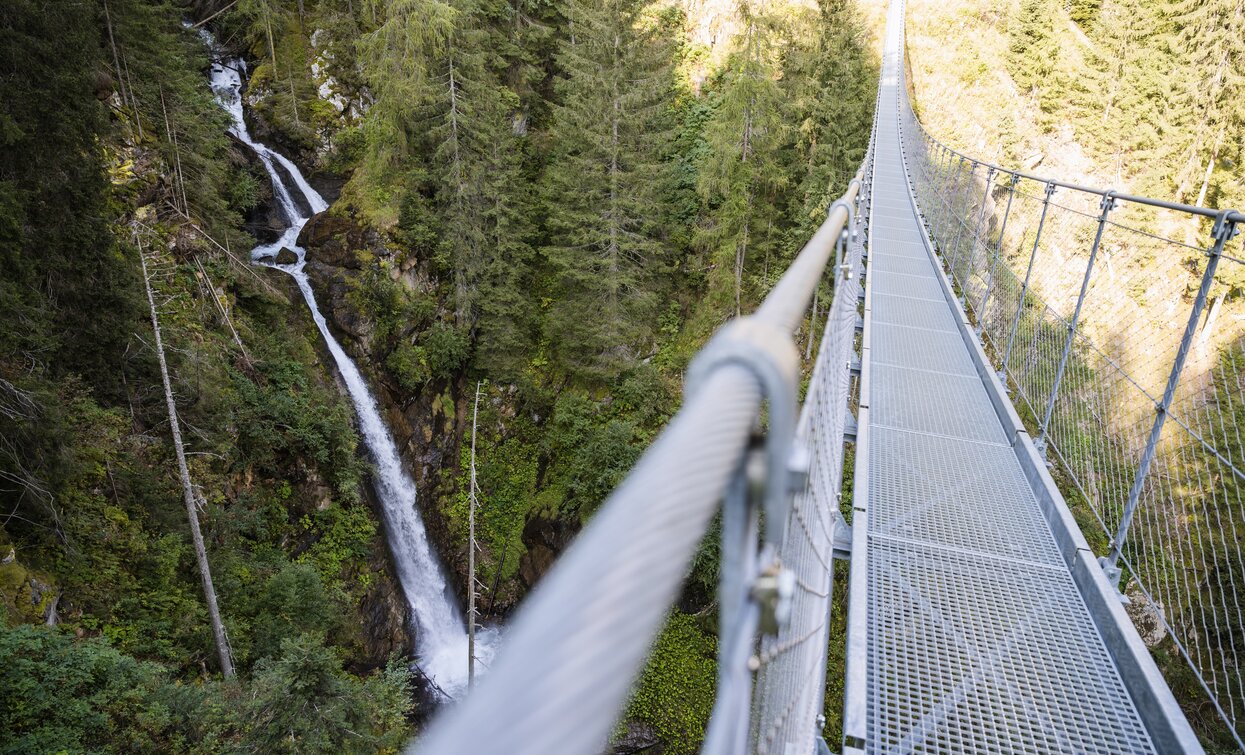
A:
357;0;456;180
1166;0;1245;209
1008;0;1061;111
542;0;677;375
782;0;875;239
1074;0;1172;187
1068;0;1102;28
697;0;789;318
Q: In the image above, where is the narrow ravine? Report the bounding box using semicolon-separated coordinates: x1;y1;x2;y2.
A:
202;34;497;699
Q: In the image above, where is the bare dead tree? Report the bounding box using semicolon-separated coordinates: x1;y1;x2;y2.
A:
137;229;235;679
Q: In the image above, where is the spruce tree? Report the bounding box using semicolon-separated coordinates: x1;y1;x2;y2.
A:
1008;0;1061;106
428;0;536;376
1068;0;1102;28
357;0;456;178
783;0;875;239
542;0;677;376
1166;0;1245;210
1075;0;1172;186
697;1;789;318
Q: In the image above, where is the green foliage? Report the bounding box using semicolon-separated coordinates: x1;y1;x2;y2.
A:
1007;0;1061;108
423;322;470;381
217;635;411;753
1068;0;1102;27
232;357;365;499
0;0;140;403
0;623;413;753
542;0;679;376
0;623;177;753
624;612;718;754
696;1;791;320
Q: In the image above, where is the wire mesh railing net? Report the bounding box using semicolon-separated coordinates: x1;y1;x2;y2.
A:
750;145;872;755
900;85;1245;748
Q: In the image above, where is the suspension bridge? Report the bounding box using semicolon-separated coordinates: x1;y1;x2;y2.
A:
411;0;1245;751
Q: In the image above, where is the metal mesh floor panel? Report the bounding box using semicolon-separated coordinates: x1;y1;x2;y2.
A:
870;270;948;302
873;228;925;245
872;239;932;259
870;292;960;333
871;255;937;277
868;426;1061;565
856;44;1162;748
867;537;1156;754
870;365;1007;444
871;322;977;376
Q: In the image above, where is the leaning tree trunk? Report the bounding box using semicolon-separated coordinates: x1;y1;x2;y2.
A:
137;233;235;679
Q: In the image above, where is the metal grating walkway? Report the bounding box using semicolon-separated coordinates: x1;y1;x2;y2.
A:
843;2;1193;752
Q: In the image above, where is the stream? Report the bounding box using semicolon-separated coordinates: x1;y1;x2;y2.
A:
202;34;497;699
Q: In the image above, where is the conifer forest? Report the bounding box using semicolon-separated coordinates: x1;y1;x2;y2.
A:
0;0;1241;751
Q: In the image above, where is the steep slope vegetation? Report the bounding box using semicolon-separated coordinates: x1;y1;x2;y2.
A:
1;0;877;750
901;0;1243;211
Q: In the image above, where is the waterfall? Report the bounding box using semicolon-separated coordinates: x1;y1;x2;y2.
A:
202;36;497;699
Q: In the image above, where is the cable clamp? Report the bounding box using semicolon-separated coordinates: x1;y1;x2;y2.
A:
687;316;801;547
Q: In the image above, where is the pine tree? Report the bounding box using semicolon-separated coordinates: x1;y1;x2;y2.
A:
1074;0;1172;186
783;0;875;239
542;0;677;375
1068;0;1102;28
697;0;789;318
1166;0;1245;210
429;0;537;376
359;0;536;375
1008;0;1061;105
357;0;456;178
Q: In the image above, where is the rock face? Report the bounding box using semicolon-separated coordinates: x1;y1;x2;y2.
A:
274;247;298;265
0;546;59;626
298;210;473;613
610;721;661;754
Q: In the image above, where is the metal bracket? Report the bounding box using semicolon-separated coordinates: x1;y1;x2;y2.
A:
686;316;802;548
829;198;858;282
1212;209;1241;243
831;511;852;560
843;412;858;442
751;561;795;635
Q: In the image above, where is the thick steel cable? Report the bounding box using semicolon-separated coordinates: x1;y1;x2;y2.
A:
411;366;761;755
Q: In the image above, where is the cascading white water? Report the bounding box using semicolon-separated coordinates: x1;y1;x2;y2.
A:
203;37;497;699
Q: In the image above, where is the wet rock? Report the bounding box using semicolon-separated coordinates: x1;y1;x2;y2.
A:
299;211;374;270
610;721;661;754
275;247;298;265
519;517;576;590
358;545;411;666
228;135;285;244
1125;584;1167;648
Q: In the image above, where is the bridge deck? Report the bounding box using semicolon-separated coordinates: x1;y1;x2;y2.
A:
848;4;1168;752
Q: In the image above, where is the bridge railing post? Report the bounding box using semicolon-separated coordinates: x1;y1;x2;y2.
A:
937;156;965;258
1002;181;1057;379
1036;192;1117;453
976;173;1020;333
954;165;995;292
931;148;954;248
949;162;978;279
1101;211;1240;583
